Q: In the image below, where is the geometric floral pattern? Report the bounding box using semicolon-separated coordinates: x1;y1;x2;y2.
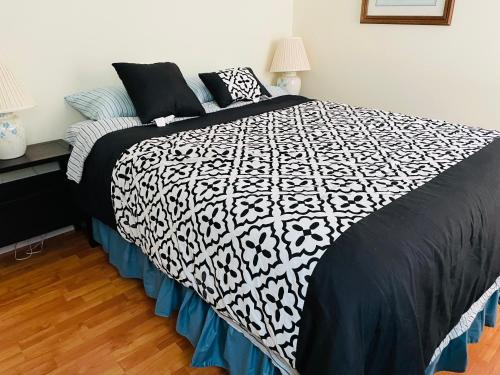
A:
111;100;498;368
217;67;262;103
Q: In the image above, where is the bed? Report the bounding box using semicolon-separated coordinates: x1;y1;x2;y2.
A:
69;94;500;375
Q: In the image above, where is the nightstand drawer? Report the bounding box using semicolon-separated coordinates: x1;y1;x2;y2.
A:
0;170;67;204
0;171;74;247
0;161;60;184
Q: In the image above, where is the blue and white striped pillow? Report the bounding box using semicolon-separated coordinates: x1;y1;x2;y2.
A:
185;76;214;104
65;87;136;121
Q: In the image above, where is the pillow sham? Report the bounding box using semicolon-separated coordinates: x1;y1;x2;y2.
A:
185;76;214;104
199;67;271;108
65;87;136;121
113;62;205;123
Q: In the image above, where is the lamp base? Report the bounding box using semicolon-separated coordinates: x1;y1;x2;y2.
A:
0;113;27;160
276;72;302;95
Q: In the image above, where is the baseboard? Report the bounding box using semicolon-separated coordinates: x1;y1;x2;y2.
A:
0;226;75;255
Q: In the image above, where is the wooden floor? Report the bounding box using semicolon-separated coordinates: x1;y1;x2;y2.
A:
0;231;498;375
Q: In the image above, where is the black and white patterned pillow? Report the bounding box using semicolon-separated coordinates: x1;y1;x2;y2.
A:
199;67;271;108
218;67;262;102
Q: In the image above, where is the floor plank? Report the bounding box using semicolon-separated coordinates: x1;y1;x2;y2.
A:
0;230;498;374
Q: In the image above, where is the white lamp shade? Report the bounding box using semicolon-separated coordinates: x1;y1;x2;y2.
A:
0;63;34;113
270;37;311;73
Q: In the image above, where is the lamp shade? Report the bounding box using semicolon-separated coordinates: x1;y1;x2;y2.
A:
270;37;311;73
0;63;34;113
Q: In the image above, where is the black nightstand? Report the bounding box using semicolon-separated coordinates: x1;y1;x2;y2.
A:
0;140;78;247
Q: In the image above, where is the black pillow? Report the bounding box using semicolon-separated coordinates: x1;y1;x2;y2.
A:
112;62;205;123
199;67;271;108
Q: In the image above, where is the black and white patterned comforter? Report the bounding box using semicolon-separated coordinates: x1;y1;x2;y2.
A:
109;99;500;374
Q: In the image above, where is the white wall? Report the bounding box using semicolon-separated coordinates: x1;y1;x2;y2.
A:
294;0;500;130
6;0;495;142
0;0;293;144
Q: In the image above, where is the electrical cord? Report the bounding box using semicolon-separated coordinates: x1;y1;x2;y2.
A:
14;238;45;261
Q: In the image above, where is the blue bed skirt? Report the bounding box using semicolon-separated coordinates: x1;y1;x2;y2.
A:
93;219;499;375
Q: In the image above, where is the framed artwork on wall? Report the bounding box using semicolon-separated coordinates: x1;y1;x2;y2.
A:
360;0;455;25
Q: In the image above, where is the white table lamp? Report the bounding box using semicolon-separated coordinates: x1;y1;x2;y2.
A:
0;63;35;160
270;37;311;95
